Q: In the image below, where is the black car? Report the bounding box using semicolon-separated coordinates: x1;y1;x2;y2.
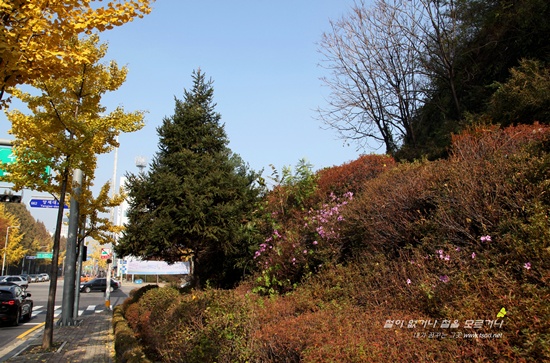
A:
80;278;120;293
0;285;33;326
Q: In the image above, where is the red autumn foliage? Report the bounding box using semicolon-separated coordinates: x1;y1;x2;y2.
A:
119;124;550;362
315;154;396;200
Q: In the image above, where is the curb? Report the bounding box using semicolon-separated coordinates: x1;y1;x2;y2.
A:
17;323;45;340
0;323;45;362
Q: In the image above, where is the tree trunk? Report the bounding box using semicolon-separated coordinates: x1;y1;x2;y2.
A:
191;255;200;289
42;167;69;349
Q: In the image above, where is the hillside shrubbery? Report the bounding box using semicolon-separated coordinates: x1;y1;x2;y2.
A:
119;124;549;362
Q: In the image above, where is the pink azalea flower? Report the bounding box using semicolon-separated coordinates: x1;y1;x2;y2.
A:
406;279;411;285
524;262;531;270
471;252;476;259
480;235;492;242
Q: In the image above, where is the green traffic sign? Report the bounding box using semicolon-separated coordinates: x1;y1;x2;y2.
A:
36;252;53;259
0;146;16;177
0;145;51;178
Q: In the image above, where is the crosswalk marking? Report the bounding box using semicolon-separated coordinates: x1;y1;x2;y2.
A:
31;305;104;318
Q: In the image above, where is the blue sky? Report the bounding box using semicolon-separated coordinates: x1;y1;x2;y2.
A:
1;1;371;231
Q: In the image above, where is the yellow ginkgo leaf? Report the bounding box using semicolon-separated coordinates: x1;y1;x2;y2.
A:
0;0;153;105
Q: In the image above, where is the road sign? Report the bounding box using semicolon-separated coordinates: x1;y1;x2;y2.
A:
29;199;68;209
0;146;16;177
25;256;36;260
101;248;111;259
36;252;53;259
0;144;51;178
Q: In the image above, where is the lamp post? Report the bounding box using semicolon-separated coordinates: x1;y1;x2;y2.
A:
2;225;19;276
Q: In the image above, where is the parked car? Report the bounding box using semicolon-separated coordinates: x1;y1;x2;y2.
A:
38;273;50;282
0;276;28;290
20;274;31;283
28;274;39;283
80;278;120;293
0;285;33;326
32;274;44;282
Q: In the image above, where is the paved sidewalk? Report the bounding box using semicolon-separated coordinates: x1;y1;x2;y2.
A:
0;310;114;363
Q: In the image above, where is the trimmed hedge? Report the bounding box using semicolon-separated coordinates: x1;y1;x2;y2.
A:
113;285;158;363
113;305;151;363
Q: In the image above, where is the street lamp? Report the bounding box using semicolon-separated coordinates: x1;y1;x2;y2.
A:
2;225;20;276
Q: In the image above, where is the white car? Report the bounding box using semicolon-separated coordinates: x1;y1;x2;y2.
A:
0;275;29;290
31;274;44;282
38;273;50;282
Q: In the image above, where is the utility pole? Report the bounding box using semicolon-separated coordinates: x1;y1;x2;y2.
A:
43;169;69;349
73;234;85;318
60;168;82;325
105;138;118;310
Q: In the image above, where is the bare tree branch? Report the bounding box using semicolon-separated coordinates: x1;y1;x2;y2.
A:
317;0;462;156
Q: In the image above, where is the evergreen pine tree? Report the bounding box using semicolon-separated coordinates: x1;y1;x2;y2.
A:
116;70;263;288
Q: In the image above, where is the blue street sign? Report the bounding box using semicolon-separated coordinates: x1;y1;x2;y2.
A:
29;199;68;209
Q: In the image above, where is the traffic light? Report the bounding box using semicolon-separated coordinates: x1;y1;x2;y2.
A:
81;245;87;261
0;194;22;203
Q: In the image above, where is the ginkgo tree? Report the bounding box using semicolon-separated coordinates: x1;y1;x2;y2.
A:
0;0;153;105
0;204;25;273
82;243;109;274
4;35;145;192
80;180;126;245
3;35;145;348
